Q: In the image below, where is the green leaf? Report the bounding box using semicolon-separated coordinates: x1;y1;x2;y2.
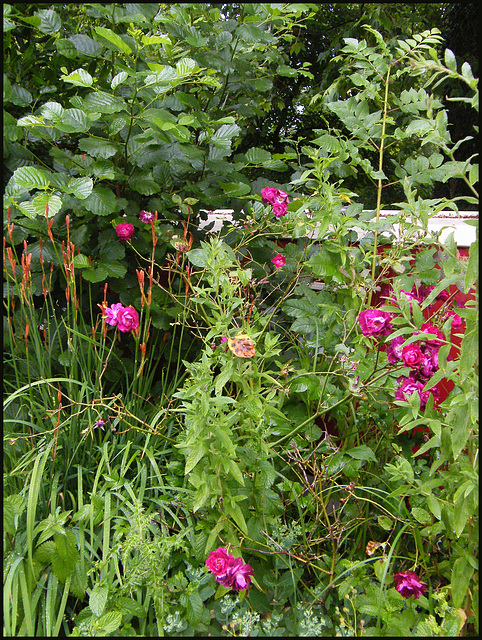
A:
13;166;50;190
186;248;208;267
55;38;77;59
451;557;474;608
411;507;431;525
89;584;109;618
83;91;126;114
68;34;102;56
81;266;110;283
94;611;122;634
82;187;119;216
444;48;457;72
94;26;133;55
51;531;78;581
449;404;471;460
458;332;478;386
78;137;119;159
56;108;90;133
176;57;199;77
60;68;94;87
72;254;90;269
345;444;377;462
210;123;241;150
111;71;129;89
3;494;26;536
36;9;61;34
68;177;94;200
99;260;127;279
186;592;204;626
18;194;62;219
184;444;206;475
245;147;272;164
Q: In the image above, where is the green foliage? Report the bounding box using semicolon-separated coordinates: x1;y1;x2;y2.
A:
3;5;479;638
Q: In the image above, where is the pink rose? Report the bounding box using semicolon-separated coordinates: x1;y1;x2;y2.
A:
272;202;288;218
139;210;154;224
386;336;405;363
115;222;135;241
418;323;445;346
358;309;392;337
116;305;139;333
104;302;124;327
205;548;254;592
216;557;254;591
395;373;438;409
401;343;424;369
205;547;234;577
444;311;463;330
261;187;281;204
420;344;439;378
271;253;286;269
393;571;428;599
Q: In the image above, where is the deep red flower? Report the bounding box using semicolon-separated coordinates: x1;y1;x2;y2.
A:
115;222;135;241
393;570;428;599
358;309;392;337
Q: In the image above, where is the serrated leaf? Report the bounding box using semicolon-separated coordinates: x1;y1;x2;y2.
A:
78;137;118;159
186;592;204;625
89;584;109;618
68;177;94;200
94;26;132;55
60;68;93;87
83;91;126;114
72;253;90;269
13;166;50;190
94;610;122;634
176;57;199;77
51;531;78;581
56;108;90;133
3;494;26;536
40;101;65;121
82;187;118;216
99;260;127;279
81;266;110;283
19;194;62;219
210;123;241;149
245;147;272;164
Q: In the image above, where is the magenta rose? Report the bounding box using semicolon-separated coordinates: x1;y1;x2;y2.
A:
401;342;424;369
116;305;139;333
395;373;438;409
271;253;286;269
272;201;288;218
420;344;439;378
358;309;392;337
104;302;124;327
418;323;445;346
139;210;154;224
261;187;280;204
215;557;254;591
115;222;135;241
205;547;234;577
393;570;428;599
386;335;405;363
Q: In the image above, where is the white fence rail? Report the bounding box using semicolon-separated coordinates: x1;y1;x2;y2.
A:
198;209;478;247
